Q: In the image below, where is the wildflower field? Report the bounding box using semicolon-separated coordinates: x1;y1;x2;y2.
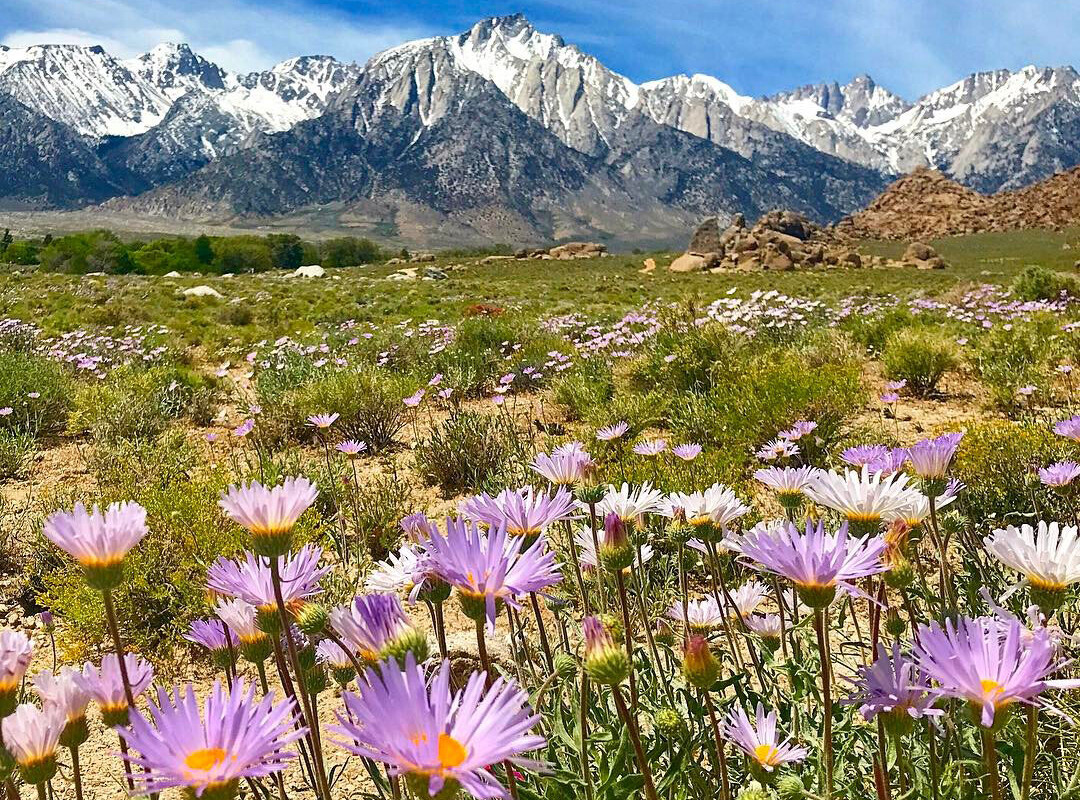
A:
4;228;1080;800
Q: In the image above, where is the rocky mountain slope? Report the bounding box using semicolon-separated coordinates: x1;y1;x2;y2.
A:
4;14;1080;243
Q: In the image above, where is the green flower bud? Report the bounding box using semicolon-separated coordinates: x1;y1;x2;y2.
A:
682;635;720;690
295;602;329;636
884;557;916;590
380;627;431;669
796;583;836;609
583;617;629;687
553;653;578;681
885;608;907;638
735;781;775;800
776;775;806;800
653;707;685;738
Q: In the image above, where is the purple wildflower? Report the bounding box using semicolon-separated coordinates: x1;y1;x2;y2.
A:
721;704;807;772
459;487;578;540
1038;461;1080;488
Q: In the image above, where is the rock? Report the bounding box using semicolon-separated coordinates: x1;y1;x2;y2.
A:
514;247;530;259
640;258;656;274
548;242;607;259
385;257;404;266
387;268;418;281
689;217;723;254
764;251;795;271
917;256;946;270
410;253;436;263
755;210;818;241
903;242;938;262
292;265;326;278
840;251;863;268
668;253;705;273
480;255;516;264
700;252;723;269
162;270;182;278
423;267;449;280
183;285;223;298
732;236;758;253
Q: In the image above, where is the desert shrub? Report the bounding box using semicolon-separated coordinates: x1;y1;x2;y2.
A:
551;359;614;421
1011;265;1078;301
0;351;72;436
0;429;34;479
628;323;746;395
882;327;960;397
972;320;1059;409
841;307;918;355
345;471;415;561
69;365;219;442
272;367;419;450
952;420;1070;527
415;410;528;495
584;390;671;437
668;351;864;461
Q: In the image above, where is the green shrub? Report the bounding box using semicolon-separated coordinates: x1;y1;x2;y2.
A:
841;307;919;355
272;367;419;450
345;471;415;561
972;320;1059;409
882;328;960;397
628;323;746;395
69;366;219;442
0;351;72;436
0;429;34;479
1011;265;1079;301
952;420;1070;527
552;360;614;421
415;410;528;495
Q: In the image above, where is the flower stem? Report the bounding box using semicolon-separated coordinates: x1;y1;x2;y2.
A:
69;747;84;800
703;693;731;800
579;674;595;800
1022;707;1038;800
813;608;834;799
475;620;520;800
614;569;639;710
981;726;1002;800
101;589;140;795
529;592;554;672
611;685;660;800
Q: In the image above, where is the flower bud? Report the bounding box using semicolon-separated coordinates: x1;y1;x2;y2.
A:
653;707;685;738
295;602;328;636
553;653;578;681
776;775;806;799
583;617;629;686
599;513;634;572
885;608;907;638
380;627;431;669
575;484;606;505
884;557;915;590
682;635;720;690
735;781;773;800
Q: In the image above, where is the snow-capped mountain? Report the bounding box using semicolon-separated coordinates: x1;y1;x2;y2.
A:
2;13;1080;243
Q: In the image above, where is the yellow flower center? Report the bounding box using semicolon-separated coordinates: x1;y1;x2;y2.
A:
438;734;467;769
754;743;780;766
184;748;227;772
1029;575;1067;591
980;679;1006;704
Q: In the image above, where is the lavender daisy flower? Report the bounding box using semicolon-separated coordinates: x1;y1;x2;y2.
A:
672;443;703;461
1039;461;1080;489
185;619;231;656
880;392;900;404
906;433;964;483
306;412;339;429
594;482;666;523
530;450;593;486
667;597;724;631
232;419;255;438
744;614;783;649
424;518;561;631
1;704;66;784
401;511;439;543
633;438;667;457
731;580;770;618
739;519;887;608
596;422;629;441
219;477;318;557
661;484;751;541
332;654;544;799
317;640;357;686
756;438;799;462
42;501;148;590
883;487;959;530
778;420;817;442
551;441;588;459
847;642;941;736
459;486;578;543
215;599;271;664
805;467;919;535
207;545;329;619
754;466;818;510
0;630;33;709
913;616;1080;727
722;704;807;774
1052;416;1080;441
329;593;428;666
840;445;890;469
366;543;424;594
76;653;155;725
32;668;91;746
337;440;367;458
121;680;303;797
985;522;1080;613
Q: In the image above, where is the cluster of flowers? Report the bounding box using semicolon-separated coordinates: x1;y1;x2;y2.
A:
0;319;171;377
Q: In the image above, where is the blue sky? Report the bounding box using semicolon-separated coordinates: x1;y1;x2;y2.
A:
3;0;1080;99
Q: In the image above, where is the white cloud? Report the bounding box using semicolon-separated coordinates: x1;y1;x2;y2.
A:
0;0;433;71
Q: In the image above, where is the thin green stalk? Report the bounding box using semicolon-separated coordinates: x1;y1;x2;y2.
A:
813;608;834;800
1022;707;1038;800
981;727;1002;800
612;685;660;800
579;674;595;800
69;747;84;800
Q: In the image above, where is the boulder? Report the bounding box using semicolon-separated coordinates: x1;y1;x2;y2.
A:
756;210;818;241
423;267;449;280
385;257;405;266
480;255;515;264
183;285;223;298
162;270;182;278
640;258;656;274
668;253;705;273
410;253;436;263
689;217;723;254
903;241;938;262
763;250;795;271
292;265;326;278
549;242;607;259
840;251;863;268
917;256;946;270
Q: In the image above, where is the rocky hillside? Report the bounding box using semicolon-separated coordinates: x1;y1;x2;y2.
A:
838;166;1080;239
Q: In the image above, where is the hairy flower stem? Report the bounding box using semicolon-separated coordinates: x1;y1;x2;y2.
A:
981;727;1002;800
587;503;607;612
69;746;84;800
611;685;660;800
614;569;639;710
579;674;595;800
926;496;958;616
813;608;834;800
529;592;554;672
35;783;45;800
875;718;892;800
475;620;521;800
632;555;675;706
704;693;731;800
564;519;592;616
433;601;449;659
1022;707;1038;800
269;558;332;800
678;543;691;644
102;589;149;796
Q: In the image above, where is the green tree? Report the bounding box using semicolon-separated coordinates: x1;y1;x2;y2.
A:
267;234;303;270
0;229;13;257
193;234;214;265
